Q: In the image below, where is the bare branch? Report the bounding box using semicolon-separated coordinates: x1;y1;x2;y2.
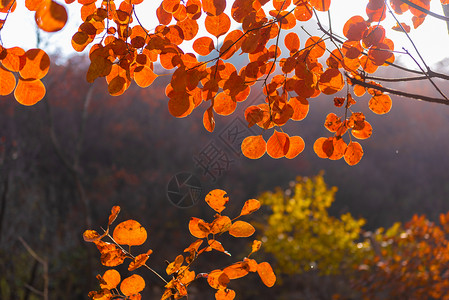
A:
347;74;449;105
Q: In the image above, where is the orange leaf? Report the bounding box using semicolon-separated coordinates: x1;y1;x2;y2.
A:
223;262;249;279
351;121;373;139
112;220;147;246
284;32;300;53
213;92;236;116
193;36;215;56
239;199;260;216
203;106;215;132
343;15;368;41
202;0;226;16
392;22;411;33
344;141;364;166
19;49;50;80
14;78;46;106
189;217;211;238
324;113;342;133
0;66;16;96
249;240;262;256
128;252;151;271
207;270;230;289
313;137;328;159
205;189;229;213
166;254;184;275
207;239;228;254
108;206;121;226
324;136;348;160
305;36;326;58
257;262;276;287
310;0;330;11
2;47;26;72
366;0;386;22
205;13;231;38
100;270;121;290
95;241;126;267
83;230;105;242
288;97;309;121
134;65;157;88
35;0;68;32
294;2;313;21
210;215;232;234
285;135;305;159
120;274;145;296
318;68;344;95
267;130;290;159
241;135;267;159
369;94;392;114
229;220;255;237
215;289;236;300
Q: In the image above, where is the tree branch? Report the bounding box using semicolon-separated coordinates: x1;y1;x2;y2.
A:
399;0;449;22
347;74;449;105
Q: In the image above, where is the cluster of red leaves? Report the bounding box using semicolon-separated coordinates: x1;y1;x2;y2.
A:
83;189;275;300
354;212;449;299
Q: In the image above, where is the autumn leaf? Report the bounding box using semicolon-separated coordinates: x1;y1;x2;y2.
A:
128;251;152;271
257;262;276;287
267;130;290;159
229;221;255;237
100;270;121;290
120;274;145;296
166;254;184;275
108;206;120;226
205;189;229;213
112;220;147;246
239;199;261;216
189;217;211;238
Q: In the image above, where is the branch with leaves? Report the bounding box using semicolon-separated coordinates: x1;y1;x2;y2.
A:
83;189;276;300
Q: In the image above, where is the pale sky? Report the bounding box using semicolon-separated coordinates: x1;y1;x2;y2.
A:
0;0;448;67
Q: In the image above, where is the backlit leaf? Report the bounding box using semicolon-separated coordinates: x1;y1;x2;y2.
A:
319;68;344;95
134;65;157;88
241;135;266;159
166;254;184;275
215;289;236;300
240;199;261;216
210;215;232;234
203;107;215;132
310;0;330;11
284;32;300;53
0;66;16;96
120;274;145;296
202;0;226;16
229;220;255;237
128;251;152;271
285;135;305;159
250;240;262;256
193;36;215;56
294;2;313;21
100;270;121;290
19;49;50;80
223;262;249;279
205;13;231;38
14;78;46;106
213;92;236;116
205;189;229;213
207;270;229;289
305;36;326;58
369;94;392;114
189;217;211;238
35;0;68;32
257;262;276;287
343;15;368;41
289;97;309;121
351;121;373;139
112;220;147;246
344;141;364;166
267;130;290;159
108;206;121;226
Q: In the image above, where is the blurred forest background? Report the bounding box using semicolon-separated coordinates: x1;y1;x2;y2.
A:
1;51;449;300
